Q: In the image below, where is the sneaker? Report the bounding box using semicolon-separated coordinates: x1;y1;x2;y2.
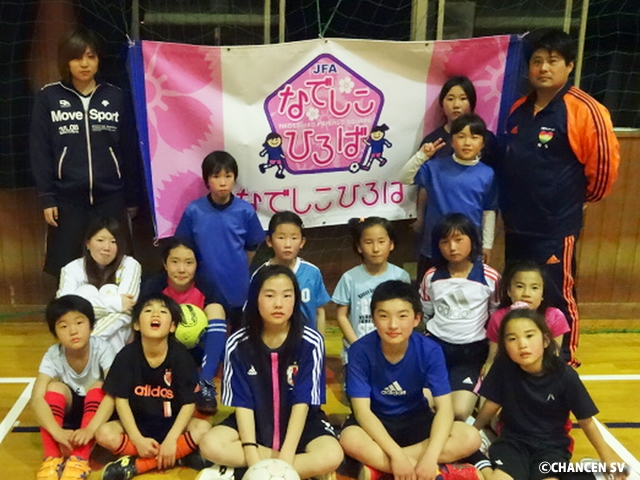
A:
437;463;481;480
37;457;65;480
195;464;236;480
176;451;213;470
259;164;267;174
101;455;138;480
357;465;390;480
196;379;218;415
60;456;91;479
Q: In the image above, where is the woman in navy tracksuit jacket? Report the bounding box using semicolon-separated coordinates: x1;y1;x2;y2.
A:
30;28;138;277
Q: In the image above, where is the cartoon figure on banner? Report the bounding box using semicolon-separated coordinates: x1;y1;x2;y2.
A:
259;132;287;179
358;124;392;173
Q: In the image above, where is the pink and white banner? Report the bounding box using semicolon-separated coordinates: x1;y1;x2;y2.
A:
133;36;519;238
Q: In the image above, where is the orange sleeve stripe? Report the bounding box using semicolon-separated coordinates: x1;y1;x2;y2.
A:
509;95;528;115
565;87;619;202
569;88;612;200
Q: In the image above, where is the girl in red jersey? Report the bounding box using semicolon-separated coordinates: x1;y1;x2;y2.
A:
140;237;227;415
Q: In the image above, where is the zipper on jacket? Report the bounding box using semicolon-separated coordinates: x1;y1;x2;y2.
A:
59;82;99;205
109;147;122;179
83;91;95;205
57;147;68;179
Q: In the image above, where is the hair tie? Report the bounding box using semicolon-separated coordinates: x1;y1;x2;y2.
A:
510;301;531;310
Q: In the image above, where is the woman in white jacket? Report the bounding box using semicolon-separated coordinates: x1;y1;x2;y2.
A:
57;217;141;351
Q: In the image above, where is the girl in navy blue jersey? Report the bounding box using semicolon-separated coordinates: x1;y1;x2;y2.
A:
197;265;343;480
475;309;626;480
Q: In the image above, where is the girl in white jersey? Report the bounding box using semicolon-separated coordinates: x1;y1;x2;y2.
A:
420;213;500;421
57;217;141;352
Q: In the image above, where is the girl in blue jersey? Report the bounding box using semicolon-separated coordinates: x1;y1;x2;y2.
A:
253;211;331;335
399;109;498;284
475;309;626;480
332;217;411;367
175;150;265;332
197;265;343;480
420;213;500;421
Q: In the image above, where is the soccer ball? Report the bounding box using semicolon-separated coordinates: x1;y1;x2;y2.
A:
242;459;300;480
175;304;207;348
348;162;360;173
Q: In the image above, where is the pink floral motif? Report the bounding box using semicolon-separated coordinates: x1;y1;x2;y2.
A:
155;170;207;237
142;42;221;156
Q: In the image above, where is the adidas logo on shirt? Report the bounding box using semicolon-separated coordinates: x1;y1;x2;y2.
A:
462;377;474;385
381;381;406;396
546;393;556;402
248;365;257;376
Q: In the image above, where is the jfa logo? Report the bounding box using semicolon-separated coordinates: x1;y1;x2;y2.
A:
312;63;338;74
263;54;385;176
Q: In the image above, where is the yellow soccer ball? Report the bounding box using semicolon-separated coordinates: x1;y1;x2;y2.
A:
175;304;207;349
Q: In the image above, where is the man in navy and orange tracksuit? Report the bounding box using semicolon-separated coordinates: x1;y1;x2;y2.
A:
499;29;619;366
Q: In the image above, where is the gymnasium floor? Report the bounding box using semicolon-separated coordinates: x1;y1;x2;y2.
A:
0;318;638;479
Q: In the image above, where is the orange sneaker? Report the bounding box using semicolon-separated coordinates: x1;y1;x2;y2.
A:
36;457;65;480
60;456;91;479
437;463;481;480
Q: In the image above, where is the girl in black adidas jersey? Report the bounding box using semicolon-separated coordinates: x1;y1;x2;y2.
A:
475;309;626;480
95;294;210;478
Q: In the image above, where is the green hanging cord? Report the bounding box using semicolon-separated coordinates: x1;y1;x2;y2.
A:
319;0;345;38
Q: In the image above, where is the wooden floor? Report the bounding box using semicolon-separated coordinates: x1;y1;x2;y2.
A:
1;318;638;479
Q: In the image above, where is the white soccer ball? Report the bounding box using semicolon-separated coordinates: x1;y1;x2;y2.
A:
348;162;360;173
242;459;300;480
